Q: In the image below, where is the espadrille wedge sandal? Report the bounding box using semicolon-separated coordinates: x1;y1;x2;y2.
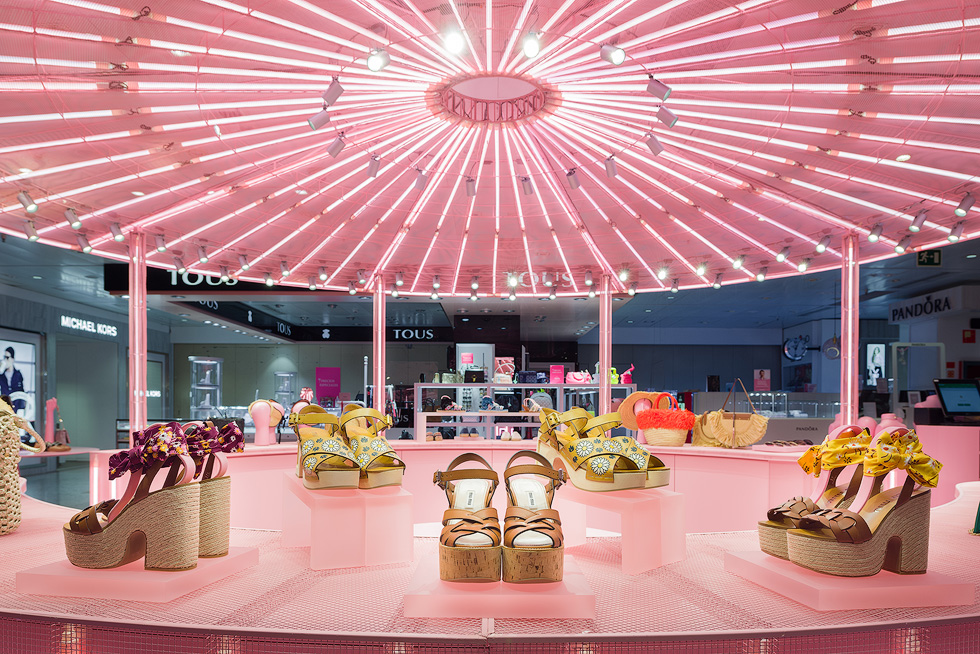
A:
63;423;200;571
502;450;565;583
434;453;502;582
289;405;359;489
339;406;405;488
758;426;871;559
786;429;942;577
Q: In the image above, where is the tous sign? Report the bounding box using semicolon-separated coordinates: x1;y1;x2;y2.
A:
392;329;435;340
170;271;238;287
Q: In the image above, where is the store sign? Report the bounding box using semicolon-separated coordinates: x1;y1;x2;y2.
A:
316;367;341;400
59;314;119;338
147;390;162;398
104;263;271;294
888;288;962;323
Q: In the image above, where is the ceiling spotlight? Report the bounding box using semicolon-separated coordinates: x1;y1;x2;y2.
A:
17;192;37;213
220;266;230;282
357;269;367;285
308;109;330;131
646;76;671;101
508;291;517;301
566;169;580;189
318;267;327;281
465;177;476;197
65;208;82;229
196;246;209;263
909;210;927;232
775;247;790;263
238;254;250;271
264;273;274;287
868;224;883;243
521;176;534;196
815;235;831;253
321;78;344;106
24;221;38;242
75;233;93;253
628;282;637;296
895;154;912;162
548;288;557;300
756;267;767;282
430;288;440;300
657;106;678;128
584;270;593;286
543;272;553;287
280;261;290;277
366;49;390;72
618;269;629;282
444;30;465;55
391;287;399;297
695;262;707;276
326;132;345;158
948;222;964;242
308;276;317;291
955;192;974;217
670;279;679;293
154;235;167;252
588;287;596;298
415;169;428;190
712;273;723;289
469;290;478;301
797;258;810;273
604;156;618;178
894;236;911;253
522;32;541;58
732;255;744;270
599;43;626;66
470;275;479;290
432;275;441;289
366;155;380;177
174;256;186;274
348;282;357;295
644;133;664;156
507;272;518;288
656;266;668;280
395;272;404;287
110;223;125;242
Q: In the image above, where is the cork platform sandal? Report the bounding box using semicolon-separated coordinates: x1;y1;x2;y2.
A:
434;453;502;582
786;429;942;577
537;408;646;491
289;405;359;489
502;450;565;583
339;406;405;489
581;411;670;489
63;423;200;571
757;426;870;559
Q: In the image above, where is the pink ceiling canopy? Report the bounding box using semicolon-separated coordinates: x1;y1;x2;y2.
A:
1;0;978;297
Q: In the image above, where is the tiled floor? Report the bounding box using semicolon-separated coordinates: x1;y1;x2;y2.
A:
20;459;89;510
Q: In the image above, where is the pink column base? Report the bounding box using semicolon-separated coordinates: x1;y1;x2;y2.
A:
281;472;413;570
725;550;974;611
15;547;258;602
403;555;594;619
555;485;686;575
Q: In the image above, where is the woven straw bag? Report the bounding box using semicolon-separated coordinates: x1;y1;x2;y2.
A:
1;401;44;535
693;379;769;448
636;394;694;447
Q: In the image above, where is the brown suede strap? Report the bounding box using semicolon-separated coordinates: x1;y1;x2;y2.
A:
440;507;501;547
66;499;118;535
503;506;563;548
434;452;499;506
798;507;873;544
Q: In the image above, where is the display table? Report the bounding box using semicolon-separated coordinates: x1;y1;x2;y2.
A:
913;424;980;506
19;446;100;476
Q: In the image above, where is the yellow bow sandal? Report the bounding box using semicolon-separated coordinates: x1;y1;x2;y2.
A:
758;426;870;560
502;450;566;583
289;405;359;489
434;453;502;582
786;429;942;576
339;406;405;488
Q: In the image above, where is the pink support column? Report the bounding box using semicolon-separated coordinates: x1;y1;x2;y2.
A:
599;274;612;416
127;230;148;443
372;276;386;413
840;233;860;425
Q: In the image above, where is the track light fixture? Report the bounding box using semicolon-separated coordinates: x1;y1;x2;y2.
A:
588;287;596;298
776;247;790;263
507;272;518;288
712;273;723;289
508;290;517;301
948;222;964;242
469;290;478;301
657;106;678;128
173;256;186;273
357;269;367;285
657;266;668;280
110;223;125;242
815;235;831;253
366;155;380;177
868;224;883;243
308;276;317;291
584;271;593;286
17;192;37;213
521;176;534;196
318;267;327;281
599;43;626;66
894;236;911;253
432;275;441;289
543;272;553;287
65;208;81;229
220;266;230;282
391;287;399;298
470;276;479;290
348;282;357;295
415;169;428;190
955;192;974;217
646;76;671;101
644;133;664;156
197;246;209;263
566;169;580;189
670;279;679;293
522;32;541;58
280;261;290;277
321;78;344;106
238;254;250;271
366;49;390;72
155;235;167;252
604;156;618;178
797;258;810;273
756;267;767;282
628;282;637;296
24;221;38;242
909;210;927;232
548;288;557;300
696;262;707;276
308;109;330;131
264;273;274;287
732;256;744;270
395;272;404;287
326;132;345;158
618;269;629;282
465;177;476;197
430;288;440;300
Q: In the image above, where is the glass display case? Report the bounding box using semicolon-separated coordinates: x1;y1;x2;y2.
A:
189;356;222;421
273;371;297;409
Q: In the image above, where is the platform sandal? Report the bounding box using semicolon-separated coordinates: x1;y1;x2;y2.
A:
786;429;942;577
434;453;502;582
63;422;200;571
757;426;870;559
339;405;405;488
537;408;646;491
289;405;359;489
501;450;565;583
581;411;670;489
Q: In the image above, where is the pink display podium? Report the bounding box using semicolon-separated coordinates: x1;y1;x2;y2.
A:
16;547;258;602
725;550;974;611
404;555;594;619
555;485;685;575
281;472;413;570
19;476;26;493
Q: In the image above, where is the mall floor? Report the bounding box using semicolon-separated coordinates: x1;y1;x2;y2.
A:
21;459;89;511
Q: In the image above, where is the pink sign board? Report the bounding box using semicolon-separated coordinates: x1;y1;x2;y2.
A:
550;365;565;384
753;369;771;392
316;367;341;401
461;352;474;364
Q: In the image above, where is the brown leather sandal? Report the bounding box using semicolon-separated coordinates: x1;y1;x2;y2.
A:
501;450;565;583
434;453;501;582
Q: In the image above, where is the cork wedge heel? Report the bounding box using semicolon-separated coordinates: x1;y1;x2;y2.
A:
501;450;565;584
434;453;502;582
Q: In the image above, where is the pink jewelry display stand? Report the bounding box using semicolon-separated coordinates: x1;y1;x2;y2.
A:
555;485;685;575
403;555;595;619
725;550;974;611
16;547;259;603
281;472;413;570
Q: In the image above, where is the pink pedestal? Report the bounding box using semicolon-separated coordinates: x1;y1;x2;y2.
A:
555;485;685;575
281;472;413;570
914;424;980;506
404;555;594;619
725;550;974;611
16;547;258;602
19;476;26;493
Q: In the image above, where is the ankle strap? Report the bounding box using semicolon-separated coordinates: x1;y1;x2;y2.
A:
583;412;621;438
434;452;499;488
504;450;565;488
340;407;392;431
288;409;339;428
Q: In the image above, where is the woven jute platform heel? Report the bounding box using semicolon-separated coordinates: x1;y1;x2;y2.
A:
786;429;942;577
501;450;565;583
758;426;871;559
434;453;501;582
63;423;200;571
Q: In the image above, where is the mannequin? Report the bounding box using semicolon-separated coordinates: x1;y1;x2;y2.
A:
248;399;285;446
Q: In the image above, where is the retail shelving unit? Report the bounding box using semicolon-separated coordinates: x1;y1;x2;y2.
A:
188;356;222;421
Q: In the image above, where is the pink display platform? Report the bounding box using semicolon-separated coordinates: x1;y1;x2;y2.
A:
19;446;100;459
403;555;594;619
555;484;685;575
16;547;259;603
281;472;413;570
725;550;974;611
914;424;980;506
19;476;26;493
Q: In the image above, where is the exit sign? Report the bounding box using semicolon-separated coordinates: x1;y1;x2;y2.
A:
916;250;942;267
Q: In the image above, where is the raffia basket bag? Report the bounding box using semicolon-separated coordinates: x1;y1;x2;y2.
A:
1;399;44;535
635;393;695;446
692;378;769;448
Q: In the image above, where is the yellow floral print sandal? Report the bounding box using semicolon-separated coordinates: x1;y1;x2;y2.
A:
339;405;405;488
581;412;670;489
288;404;359;489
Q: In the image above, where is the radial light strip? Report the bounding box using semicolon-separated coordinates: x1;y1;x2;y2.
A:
451;125;493;294
501;129;538;295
